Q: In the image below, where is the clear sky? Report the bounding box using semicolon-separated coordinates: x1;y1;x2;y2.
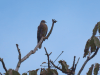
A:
0;0;100;75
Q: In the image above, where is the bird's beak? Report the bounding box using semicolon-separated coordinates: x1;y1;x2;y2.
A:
45;21;47;23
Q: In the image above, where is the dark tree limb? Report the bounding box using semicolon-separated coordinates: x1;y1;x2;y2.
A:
70;56;80;75
75;57;80;70
44;47;52;69
0;58;7;72
70;56;76;75
78;47;99;75
15;19;57;71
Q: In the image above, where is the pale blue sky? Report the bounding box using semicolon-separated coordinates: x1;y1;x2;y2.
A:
0;0;100;75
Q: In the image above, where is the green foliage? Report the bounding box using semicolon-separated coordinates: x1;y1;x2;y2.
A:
28;69;39;75
59;60;70;72
94;63;99;75
40;68;58;75
93;36;100;47
93;24;98;36
5;69;20;75
87;64;94;75
97;22;100;33
83;39;90;58
22;73;27;75
90;38;96;52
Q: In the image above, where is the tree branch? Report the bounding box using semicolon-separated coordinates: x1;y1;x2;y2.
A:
44;47;52;69
15;44;21;71
16;44;21;63
44;19;57;39
75;57;80;70
15;19;57;71
78;47;99;75
0;58;7;72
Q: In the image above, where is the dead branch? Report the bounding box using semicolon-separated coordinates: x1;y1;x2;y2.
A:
77;47;99;75
44;47;52;69
70;56;76;74
44;19;57;39
15;19;57;71
70;56;80;75
16;44;21;63
75;57;80;70
15;44;21;71
0;58;7;72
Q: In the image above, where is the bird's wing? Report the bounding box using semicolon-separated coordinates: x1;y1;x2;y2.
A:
37;25;42;43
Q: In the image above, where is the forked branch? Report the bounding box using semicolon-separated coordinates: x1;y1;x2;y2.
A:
15;19;57;71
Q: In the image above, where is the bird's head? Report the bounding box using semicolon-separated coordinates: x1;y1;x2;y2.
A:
41;20;47;23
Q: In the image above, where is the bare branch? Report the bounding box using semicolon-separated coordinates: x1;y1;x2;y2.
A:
44;19;57;39
16;44;21;63
15;44;22;71
44;47;51;69
75;57;80;70
70;56;76;73
78;47;99;75
0;58;7;72
15;19;57;71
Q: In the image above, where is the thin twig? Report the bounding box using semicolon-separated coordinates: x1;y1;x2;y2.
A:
54;51;64;63
0;58;7;72
75;57;80;70
78;47;99;75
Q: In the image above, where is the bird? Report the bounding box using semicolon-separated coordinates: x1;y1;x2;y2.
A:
37;20;48;49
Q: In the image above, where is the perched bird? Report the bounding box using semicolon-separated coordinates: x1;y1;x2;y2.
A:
37;20;48;49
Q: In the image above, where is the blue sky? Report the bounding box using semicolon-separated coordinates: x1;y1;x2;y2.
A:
0;0;100;75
